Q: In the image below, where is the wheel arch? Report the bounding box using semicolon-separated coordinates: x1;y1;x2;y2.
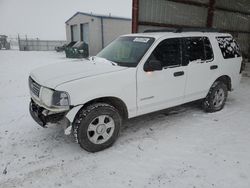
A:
82;96;129;120
67;96;129;124
214;75;232;91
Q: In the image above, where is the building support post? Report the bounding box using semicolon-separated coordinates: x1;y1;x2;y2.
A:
206;0;216;28
132;0;139;33
101;17;104;49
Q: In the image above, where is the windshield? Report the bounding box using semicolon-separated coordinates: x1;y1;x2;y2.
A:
96;36;155;67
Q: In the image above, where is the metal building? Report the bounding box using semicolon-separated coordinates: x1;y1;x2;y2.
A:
65;12;131;56
132;0;250;59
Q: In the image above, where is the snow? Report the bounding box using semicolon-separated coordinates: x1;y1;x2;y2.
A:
1;50;250;188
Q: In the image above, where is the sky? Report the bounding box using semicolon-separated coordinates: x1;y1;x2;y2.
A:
0;0;132;40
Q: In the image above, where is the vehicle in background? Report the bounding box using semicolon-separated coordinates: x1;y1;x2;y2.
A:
55;43;68;52
0;35;10;50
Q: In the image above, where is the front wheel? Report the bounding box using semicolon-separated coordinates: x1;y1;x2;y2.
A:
73;103;122;152
202;81;228;112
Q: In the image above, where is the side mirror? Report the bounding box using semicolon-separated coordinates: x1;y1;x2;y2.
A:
144;60;163;72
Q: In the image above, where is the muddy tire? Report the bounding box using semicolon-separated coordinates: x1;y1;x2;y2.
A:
202;81;228;112
73;103;122;152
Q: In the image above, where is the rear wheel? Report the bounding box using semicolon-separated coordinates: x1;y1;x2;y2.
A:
202;81;228;112
73;103;122;152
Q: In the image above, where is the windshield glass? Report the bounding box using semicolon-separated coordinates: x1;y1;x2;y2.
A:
96;36;155;67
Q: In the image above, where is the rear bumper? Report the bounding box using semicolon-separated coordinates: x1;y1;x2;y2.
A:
29;99;67;128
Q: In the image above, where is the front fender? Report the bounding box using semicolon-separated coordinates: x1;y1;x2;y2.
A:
66;105;83;123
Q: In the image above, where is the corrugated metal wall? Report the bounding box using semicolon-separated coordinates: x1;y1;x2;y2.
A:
138;0;208;27
215;0;250;13
213;11;249;31
135;0;250;58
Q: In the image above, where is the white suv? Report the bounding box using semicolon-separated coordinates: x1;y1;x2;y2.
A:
29;30;242;152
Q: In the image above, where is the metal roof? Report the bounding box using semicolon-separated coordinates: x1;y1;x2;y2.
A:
65;12;131;23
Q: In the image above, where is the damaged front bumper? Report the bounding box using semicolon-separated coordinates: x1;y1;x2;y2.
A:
29;99;69;128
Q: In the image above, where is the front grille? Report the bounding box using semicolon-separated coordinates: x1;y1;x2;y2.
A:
29;77;41;97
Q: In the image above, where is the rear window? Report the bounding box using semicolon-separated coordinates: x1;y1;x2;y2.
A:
216;36;241;59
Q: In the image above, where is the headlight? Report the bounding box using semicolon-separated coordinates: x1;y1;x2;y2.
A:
40;87;53;107
52;91;70;106
40;87;70;107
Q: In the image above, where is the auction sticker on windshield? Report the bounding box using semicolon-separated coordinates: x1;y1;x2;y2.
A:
133;38;150;43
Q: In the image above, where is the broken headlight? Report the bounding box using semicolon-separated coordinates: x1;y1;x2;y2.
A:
40;87;70;108
52;91;70;106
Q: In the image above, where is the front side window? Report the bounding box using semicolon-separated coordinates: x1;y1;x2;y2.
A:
148;38;181;67
97;36;155;67
216;36;241;59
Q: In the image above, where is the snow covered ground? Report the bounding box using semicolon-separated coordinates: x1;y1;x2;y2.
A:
0;50;250;188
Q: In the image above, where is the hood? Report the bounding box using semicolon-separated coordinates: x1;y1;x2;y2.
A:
30;58;128;89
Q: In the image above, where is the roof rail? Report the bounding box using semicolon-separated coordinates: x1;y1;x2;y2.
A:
143;27;221;33
175;27;221;33
143;29;177;33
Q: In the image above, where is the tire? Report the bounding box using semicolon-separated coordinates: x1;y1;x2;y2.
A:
73;103;122;152
202;81;228;112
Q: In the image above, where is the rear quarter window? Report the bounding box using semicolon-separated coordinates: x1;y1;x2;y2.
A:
216;36;241;59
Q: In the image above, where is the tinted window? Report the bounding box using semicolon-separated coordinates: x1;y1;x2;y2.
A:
184;37;205;62
204;37;214;60
216;36;241;59
149;38;181;67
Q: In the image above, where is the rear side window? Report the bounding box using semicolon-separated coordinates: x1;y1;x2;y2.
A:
184;37;205;62
216;36;241;59
149;38;181;67
182;37;214;65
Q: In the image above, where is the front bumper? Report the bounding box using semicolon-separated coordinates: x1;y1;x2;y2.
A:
29;99;68;128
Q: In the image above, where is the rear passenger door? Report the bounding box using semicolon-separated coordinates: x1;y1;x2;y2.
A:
183;37;216;101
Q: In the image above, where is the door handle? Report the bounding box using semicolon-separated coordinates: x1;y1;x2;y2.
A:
210;65;218;70
174;71;184;77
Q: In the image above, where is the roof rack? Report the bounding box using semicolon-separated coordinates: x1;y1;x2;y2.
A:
143;27;221;33
176;27;221;33
143;29;177;33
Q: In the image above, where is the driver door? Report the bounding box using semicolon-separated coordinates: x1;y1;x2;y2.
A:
137;38;187;116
